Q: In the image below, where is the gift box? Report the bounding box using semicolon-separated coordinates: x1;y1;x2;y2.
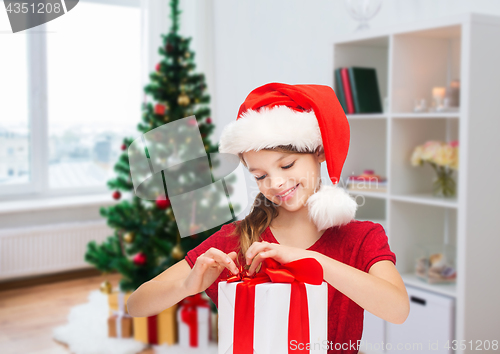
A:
108;313;133;338
108;289;133;316
211;311;218;343
177;293;211;349
133;303;178;345
107;290;134;338
218;258;328;354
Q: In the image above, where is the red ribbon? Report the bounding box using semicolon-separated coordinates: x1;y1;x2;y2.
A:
146;315;158;344
179;293;211;347
224;257;323;354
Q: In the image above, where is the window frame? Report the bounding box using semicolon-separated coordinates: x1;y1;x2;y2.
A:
0;0;141;202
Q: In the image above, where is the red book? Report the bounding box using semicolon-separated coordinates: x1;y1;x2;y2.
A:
341;68;355;114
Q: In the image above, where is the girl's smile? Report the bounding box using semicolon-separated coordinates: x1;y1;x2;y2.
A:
276;183;300;201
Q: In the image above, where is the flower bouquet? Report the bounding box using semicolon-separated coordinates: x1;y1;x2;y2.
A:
411;140;459;197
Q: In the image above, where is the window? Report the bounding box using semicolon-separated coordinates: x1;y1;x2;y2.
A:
0;30;29;186
0;0;141;198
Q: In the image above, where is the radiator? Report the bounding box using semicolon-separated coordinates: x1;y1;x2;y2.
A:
0;220;112;281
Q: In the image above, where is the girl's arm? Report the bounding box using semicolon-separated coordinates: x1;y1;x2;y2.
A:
310;252;410;325
127;259;192;318
127;248;239;318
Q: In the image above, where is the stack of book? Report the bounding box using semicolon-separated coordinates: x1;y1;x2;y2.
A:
334;67;383;114
347;170;387;193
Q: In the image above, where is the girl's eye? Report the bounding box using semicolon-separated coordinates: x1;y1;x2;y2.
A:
255;162;295;181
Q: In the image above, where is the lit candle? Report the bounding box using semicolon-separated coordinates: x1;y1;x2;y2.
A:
432;87;446;99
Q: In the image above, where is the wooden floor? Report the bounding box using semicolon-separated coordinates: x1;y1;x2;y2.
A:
0;270;155;354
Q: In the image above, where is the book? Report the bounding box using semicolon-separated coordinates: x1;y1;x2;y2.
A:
341;67;355;114
348;67;383;113
334;68;348;114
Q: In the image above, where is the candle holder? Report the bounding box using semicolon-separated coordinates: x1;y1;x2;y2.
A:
430;87;446;113
413;98;427;113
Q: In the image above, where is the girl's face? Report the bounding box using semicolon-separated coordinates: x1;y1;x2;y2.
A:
242;148;325;210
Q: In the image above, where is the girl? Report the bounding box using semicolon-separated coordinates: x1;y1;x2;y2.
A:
127;82;409;354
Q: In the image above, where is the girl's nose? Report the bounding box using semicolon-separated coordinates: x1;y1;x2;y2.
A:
269;176;285;190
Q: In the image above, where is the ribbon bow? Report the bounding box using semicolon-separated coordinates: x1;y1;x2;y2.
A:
179;293;211;347
224;257;323;354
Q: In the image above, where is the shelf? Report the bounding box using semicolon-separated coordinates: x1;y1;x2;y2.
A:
333;12;500;346
390;193;458;208
346;113;387;120
346;189;388;199
391;112;460;119
401;273;456;298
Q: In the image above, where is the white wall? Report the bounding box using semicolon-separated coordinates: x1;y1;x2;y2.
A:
207;0;500;142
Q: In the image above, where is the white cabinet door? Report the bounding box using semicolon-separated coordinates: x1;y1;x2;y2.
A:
386;285;455;354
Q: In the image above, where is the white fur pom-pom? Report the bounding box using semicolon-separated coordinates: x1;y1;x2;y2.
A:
306;184;358;231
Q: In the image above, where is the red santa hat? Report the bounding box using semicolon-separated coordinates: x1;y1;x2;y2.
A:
218;82;357;231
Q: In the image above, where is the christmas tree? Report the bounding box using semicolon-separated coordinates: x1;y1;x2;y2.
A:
85;0;240;297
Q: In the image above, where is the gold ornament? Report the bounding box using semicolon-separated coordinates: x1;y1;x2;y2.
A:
171;243;185;260
184;52;190;58
124;232;135;243
178;93;190;106
186;137;191;144
195;98;200;103
100;280;112;294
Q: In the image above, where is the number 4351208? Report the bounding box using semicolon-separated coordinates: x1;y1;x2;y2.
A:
445;340;498;351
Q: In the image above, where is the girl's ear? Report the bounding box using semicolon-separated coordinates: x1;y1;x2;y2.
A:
316;146;326;164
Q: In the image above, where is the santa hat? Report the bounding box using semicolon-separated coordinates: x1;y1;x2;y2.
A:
218;82;357;231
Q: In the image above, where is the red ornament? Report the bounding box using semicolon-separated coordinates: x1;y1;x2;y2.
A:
156;196;171;209
166;43;173;53
133;252;147;266
201;134;207;138
156;62;161;72
206;117;212;124
121;143;127;151
112;191;121;200
154;103;165;115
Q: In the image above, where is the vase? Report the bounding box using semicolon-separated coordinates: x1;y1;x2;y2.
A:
430;163;457;197
344;0;383;32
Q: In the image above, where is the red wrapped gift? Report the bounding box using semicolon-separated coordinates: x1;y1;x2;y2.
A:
219;257;327;354
177;293;211;349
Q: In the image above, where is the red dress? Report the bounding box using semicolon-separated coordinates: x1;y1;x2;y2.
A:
184;219;397;354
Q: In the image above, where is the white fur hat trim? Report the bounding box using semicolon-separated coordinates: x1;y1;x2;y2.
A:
218;105;322;155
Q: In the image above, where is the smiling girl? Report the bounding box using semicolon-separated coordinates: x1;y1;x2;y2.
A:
127;82;409;354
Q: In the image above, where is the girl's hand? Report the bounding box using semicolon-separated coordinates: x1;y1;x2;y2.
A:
183;248;239;296
245;241;310;276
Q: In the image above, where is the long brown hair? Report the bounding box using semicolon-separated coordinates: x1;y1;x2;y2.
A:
225;144;323;268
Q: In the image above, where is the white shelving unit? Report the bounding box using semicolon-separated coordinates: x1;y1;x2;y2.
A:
331;13;500;354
